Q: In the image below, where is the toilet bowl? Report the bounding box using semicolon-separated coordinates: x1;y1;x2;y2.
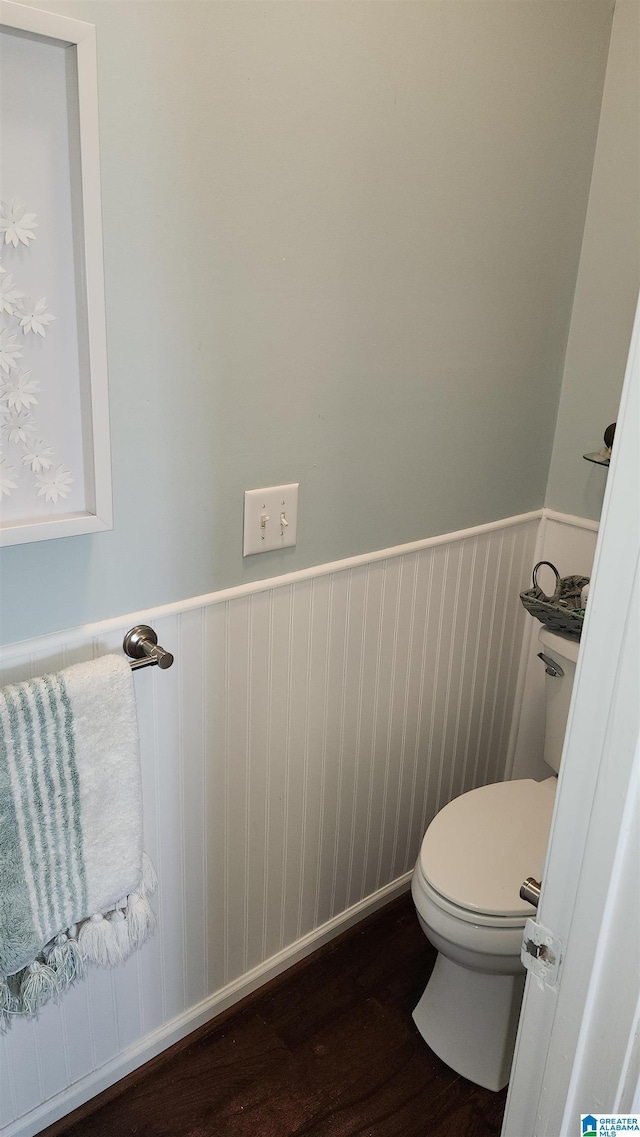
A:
411;777;556;1089
411;627;579;1091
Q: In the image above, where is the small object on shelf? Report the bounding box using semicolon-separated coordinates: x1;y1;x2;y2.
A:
583;422;616;467
519;561;589;639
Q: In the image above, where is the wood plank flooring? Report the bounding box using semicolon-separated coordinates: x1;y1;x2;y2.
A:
41;894;507;1137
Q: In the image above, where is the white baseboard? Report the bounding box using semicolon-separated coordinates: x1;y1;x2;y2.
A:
3;873;413;1137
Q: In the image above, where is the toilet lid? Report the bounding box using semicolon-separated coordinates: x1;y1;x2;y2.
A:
418;778;556;917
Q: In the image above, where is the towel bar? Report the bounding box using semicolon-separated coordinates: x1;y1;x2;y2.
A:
123;625;174;670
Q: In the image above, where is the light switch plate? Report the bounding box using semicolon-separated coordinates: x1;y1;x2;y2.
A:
243;483;299;556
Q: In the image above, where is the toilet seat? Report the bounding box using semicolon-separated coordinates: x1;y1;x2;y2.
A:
413;866;528;928
418;777;556;918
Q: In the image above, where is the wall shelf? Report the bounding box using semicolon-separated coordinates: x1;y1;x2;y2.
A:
583;451;610;467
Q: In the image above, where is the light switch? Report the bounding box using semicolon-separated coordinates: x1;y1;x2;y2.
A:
243;483;299;556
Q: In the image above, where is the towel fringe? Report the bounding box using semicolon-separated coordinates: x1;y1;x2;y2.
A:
126;891;155;948
44;933;84;990
78;913;122;968
108;908;132;959
19;961;59;1017
141;852;158;897
0;977;15;1032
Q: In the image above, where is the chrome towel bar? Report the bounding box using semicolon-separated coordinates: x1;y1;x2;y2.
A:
123;625;174;671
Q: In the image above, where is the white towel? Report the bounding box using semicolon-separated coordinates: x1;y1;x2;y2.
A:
0;654;157;1026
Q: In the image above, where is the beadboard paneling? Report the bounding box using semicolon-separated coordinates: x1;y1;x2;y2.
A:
0;514;539;1136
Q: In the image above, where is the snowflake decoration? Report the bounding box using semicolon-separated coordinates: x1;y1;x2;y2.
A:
1;368;39;412
18;297;55;337
0;197;73;508
0;458;18;498
0;273;23;316
21;438;54;474
35;464;73;503
2;409;37;445
0;328;22;374
0;199;38;248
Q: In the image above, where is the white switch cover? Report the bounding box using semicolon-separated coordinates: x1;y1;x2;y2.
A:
243;483;299;556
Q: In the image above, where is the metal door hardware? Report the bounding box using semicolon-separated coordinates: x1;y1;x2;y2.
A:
521;917;563;986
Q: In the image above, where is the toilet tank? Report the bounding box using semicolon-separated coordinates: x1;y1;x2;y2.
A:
538;627;580;774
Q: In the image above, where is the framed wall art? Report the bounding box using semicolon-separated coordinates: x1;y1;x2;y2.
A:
0;0;112;546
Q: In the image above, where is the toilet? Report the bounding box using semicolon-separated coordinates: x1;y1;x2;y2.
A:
411;626;579;1091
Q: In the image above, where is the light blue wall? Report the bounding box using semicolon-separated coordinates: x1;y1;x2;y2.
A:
0;0;614;644
545;0;640;521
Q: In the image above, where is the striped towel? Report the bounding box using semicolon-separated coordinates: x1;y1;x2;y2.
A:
0;654;157;1026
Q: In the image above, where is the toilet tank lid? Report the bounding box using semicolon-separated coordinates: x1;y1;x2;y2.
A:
418;778;557;917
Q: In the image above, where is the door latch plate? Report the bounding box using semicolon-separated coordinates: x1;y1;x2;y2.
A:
521;917;564;986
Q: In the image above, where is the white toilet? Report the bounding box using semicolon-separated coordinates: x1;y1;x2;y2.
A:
411;626;579;1091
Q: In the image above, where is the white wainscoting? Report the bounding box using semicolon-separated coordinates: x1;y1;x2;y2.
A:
0;512;541;1136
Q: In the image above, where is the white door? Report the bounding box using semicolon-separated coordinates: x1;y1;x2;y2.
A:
502;296;640;1136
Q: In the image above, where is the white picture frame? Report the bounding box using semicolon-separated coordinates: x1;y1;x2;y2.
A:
0;0;112;546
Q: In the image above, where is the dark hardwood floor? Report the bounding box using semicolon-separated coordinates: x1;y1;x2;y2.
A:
41;894;507;1137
